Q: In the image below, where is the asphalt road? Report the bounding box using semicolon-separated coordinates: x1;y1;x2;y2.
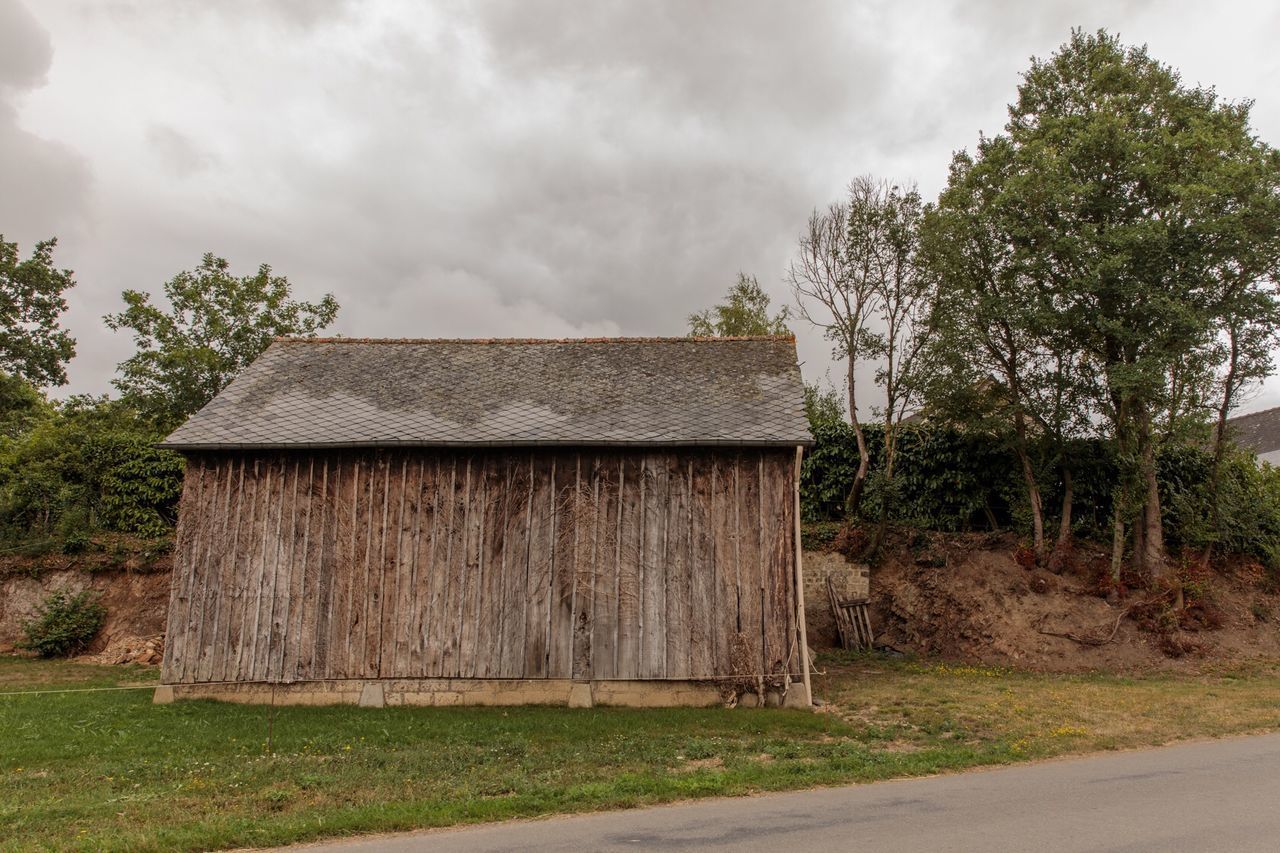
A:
292;733;1280;852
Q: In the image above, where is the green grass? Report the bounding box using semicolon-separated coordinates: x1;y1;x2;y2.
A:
5;654;1280;851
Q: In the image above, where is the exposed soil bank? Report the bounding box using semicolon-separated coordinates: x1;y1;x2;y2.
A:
0;568;170;663
864;531;1280;671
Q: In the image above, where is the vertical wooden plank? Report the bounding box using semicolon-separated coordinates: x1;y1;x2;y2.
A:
236;457;269;681
572;454;597;680
590;454;621;680
477;454;509;678
497;454;532;678
689;455;716;678
162;460;202;683
524;454;556;677
277;455;309;681
303;457;331;679
664;453;692;679
737;450;765;680
373;453;402;677
424;457;456;677
409;455;438;676
187;458;220;682
265;455;300;681
241;455;267;682
392;455;421;677
167;455;202;681
316;456;342;678
251;455;287;680
193;459;232;682
615;455;643;679
639;452;668;679
212;458;247;683
331;454;360;679
351;452;375;678
793;445;813;704
761;452;792;679
342;453;364;679
458;454;486;677
440;455;470;677
231;455;261;681
362;453;389;677
549;452;578;679
710;453;740;678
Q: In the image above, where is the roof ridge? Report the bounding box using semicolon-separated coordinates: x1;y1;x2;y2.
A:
1227;404;1280;422
273;335;797;345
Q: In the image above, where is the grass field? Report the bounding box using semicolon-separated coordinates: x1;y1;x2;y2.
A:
5;654;1280;851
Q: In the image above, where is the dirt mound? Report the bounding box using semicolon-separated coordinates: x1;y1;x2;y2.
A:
866;532;1280;672
81;634;165;666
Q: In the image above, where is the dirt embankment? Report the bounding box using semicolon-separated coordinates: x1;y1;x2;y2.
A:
0;566;171;665
861;531;1280;672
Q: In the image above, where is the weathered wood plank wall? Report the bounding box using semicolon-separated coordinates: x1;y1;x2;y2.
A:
162;447;800;686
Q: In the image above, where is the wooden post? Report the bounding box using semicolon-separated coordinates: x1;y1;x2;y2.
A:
793;445;812;706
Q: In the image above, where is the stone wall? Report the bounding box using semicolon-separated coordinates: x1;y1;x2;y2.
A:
153;677;810;709
802;550;870;648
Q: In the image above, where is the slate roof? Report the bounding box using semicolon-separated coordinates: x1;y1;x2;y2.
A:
1225;406;1280;456
160;337;813;450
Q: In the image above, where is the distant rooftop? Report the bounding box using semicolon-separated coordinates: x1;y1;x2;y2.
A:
161;337;813;450
1226;406;1280;457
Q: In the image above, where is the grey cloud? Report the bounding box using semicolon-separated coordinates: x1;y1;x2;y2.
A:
0;0;50;90
146;124;217;177
7;0;1280;414
0;1;90;242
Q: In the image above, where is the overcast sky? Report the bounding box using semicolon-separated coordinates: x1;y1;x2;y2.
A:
3;0;1279;415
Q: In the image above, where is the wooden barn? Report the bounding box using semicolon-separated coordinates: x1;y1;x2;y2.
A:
155;337;814;708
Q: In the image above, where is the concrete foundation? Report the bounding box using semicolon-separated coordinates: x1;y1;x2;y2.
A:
154;678;812;709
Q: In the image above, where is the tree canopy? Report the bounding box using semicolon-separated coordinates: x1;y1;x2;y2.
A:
0;236;77;388
105;253;339;429
688;273;791;337
919;29;1280;576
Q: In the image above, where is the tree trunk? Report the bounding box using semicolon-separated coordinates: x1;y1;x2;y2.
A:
1138;404;1165;578
1203;330;1240;568
1132;507;1147;576
1110;510;1125;583
871;414;897;555
1012;409;1045;563
846;363;870;517
1048;466;1073;574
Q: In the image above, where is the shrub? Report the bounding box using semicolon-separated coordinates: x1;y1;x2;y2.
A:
17;589;106;658
800;416;1280;570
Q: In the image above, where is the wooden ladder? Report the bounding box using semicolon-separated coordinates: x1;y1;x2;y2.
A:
827;575;873;651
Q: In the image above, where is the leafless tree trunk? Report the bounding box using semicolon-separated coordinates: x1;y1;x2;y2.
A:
865;179;931;553
790;192;881;516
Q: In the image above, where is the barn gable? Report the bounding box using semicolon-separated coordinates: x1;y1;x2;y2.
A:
157;337;813;709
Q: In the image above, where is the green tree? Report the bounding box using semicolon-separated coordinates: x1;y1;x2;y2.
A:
105;253;339;428
922;144;1094;566
970;30;1280;578
688;273;791;336
803;380;845;429
0;395;183;541
0;236;77;387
